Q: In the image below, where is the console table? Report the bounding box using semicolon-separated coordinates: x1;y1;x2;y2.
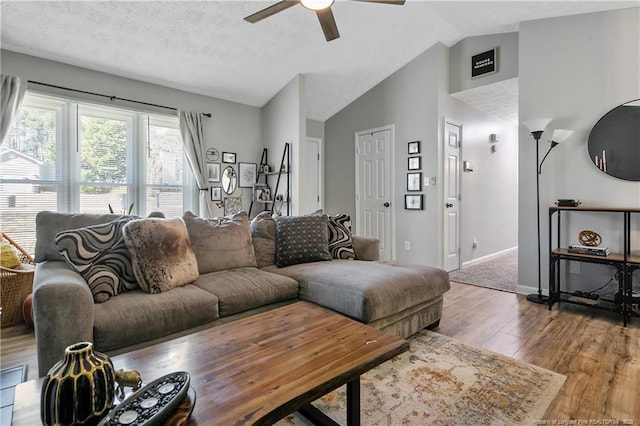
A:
548;206;640;325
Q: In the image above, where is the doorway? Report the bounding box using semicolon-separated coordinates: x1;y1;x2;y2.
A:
355;125;394;261
443;118;461;272
303;137;323;213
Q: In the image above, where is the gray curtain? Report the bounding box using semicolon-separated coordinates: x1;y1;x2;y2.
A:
178;110;212;218
1;75;27;145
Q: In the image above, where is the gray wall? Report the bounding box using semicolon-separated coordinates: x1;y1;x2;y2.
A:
325;43;447;267
261;75;305;216
306;119;324;140
1;49;262;217
450;32;519;94
517;8;640;294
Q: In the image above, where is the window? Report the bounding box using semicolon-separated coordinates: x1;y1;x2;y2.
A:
0;92;195;254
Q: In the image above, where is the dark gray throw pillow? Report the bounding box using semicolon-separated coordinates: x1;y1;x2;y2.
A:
55;218;138;303
276;215;332;267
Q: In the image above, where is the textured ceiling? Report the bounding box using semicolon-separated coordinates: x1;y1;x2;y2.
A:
1;1;637;121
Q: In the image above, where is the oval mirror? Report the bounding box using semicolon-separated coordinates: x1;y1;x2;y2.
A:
222;166;237;194
587;99;640;181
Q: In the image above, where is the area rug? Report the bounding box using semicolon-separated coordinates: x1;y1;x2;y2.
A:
448;249;518;292
277;330;565;426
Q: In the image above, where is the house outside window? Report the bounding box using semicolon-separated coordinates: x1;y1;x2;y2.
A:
0;92;195;254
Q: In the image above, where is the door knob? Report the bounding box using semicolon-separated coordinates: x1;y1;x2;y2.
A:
446;203;453;208
383;202;390;207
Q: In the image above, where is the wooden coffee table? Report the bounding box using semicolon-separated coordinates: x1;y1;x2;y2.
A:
13;301;408;425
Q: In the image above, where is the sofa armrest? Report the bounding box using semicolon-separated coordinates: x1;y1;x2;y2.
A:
33;261;95;377
352;236;380;261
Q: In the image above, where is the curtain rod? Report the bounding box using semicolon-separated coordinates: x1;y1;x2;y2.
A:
27;80;212;117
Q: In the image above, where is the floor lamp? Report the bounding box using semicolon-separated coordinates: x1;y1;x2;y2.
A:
523;119;573;304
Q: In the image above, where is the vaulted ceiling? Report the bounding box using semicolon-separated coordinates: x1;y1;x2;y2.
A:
1;1;636;121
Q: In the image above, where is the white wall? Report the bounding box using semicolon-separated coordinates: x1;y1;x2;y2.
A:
1;49;262;217
261;75;306;216
517;8;640;294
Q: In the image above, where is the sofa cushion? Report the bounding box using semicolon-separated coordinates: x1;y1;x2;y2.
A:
55;218;138;303
183;211;257;274
35;211;129;262
327;214;355;260
93;285;219;352
262;260;450;322
123;218;199;293
250;211;277;268
275;215;332;267
192;267;299;317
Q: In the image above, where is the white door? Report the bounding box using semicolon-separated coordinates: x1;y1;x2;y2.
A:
356;126;393;261
303;137;322;213
444;119;461;271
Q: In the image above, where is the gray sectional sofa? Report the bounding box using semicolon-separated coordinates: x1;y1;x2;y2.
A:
32;210;450;376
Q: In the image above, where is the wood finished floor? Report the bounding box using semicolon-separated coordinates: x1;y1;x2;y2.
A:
1;281;639;422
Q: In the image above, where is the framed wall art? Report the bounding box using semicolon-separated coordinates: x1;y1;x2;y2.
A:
222;152;237;164
239;162;257;187
407;172;422;191
408;141;421;155
207;163;220;182
224;196;242;216
210;186;222;202
408;156;421;170
405;194;424;210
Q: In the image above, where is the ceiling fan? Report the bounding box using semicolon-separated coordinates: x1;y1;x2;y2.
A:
244;0;406;42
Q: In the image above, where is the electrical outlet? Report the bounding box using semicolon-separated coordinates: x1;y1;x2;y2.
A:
472;238;478;249
404;241;411;251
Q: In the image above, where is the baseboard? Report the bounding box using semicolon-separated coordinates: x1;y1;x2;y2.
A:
462;246;517;268
515;284;541;296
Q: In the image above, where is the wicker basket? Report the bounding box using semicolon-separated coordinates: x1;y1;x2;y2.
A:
1;233;35;328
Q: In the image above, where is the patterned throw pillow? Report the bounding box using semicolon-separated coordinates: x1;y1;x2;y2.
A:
123;217;199;294
327;214;356;260
55;218;138;303
276;215;332;267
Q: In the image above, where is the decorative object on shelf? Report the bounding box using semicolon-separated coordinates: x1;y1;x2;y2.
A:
259;164;270;173
407;172;422;191
210;186;222;202
41;342;115;425
224;196;242;216
588;99;640;181
578;230;602;247
523;118;573;305
408;156;421;170
222;152;236;164
221;166;237;194
114;369;142;401
239;162;257;188
555;199;581;207
405;194;423;210
207;163;220;183
254;184;272;202
98;371;190;426
407;141;421;155
205;147;220;162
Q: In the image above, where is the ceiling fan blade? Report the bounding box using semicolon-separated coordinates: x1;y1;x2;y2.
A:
351;0;406;4
316;8;340;42
244;1;299;23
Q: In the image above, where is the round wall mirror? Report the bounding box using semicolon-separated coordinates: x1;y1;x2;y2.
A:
222;166;237;194
587;99;640;181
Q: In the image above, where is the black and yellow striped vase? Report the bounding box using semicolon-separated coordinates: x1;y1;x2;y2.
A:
41;341;115;425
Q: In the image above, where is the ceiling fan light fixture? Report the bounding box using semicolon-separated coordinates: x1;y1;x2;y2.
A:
300;0;334;11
